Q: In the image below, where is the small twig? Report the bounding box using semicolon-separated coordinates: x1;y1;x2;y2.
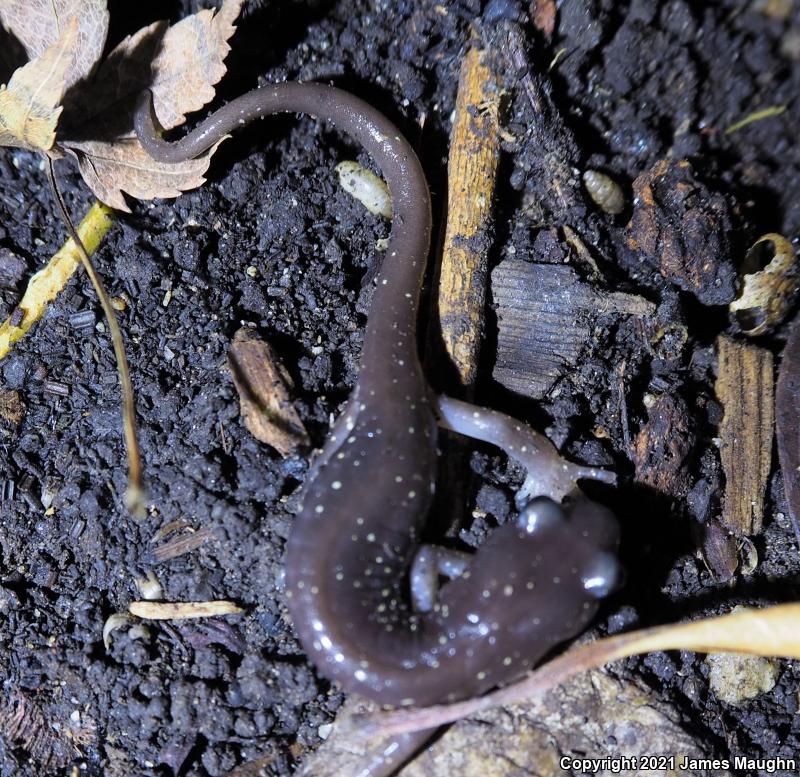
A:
45;156;146;517
433;45;500;389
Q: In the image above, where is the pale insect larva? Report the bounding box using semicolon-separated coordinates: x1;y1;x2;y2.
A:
582;169;626;215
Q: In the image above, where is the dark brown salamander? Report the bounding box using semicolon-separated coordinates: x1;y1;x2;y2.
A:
134;83;620;712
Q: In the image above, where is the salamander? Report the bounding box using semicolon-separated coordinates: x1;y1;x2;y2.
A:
134;82;621;709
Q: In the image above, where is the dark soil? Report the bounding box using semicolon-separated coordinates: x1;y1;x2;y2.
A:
0;0;799;775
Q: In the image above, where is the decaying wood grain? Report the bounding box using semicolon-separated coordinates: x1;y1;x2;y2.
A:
435;46;500;387
228;328;309;457
492;259;653;399
716;336;774;536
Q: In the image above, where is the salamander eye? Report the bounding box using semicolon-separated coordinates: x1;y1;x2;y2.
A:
580;550;622;599
516;497;565;534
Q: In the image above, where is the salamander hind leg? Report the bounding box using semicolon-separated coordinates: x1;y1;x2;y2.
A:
409;545;472;613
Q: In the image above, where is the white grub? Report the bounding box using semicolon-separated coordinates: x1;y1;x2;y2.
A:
582;169;626;215
335;161;392;218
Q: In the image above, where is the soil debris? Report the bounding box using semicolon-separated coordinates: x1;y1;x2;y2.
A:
625;159;740;305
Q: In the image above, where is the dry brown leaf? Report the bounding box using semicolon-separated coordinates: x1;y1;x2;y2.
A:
64;0;244;137
362;603;800;738
58;0;243;205
144;0;243;130
0;0;109;89
0;0;243;205
228;328;310;457
0;16;79;150
65;136;223;212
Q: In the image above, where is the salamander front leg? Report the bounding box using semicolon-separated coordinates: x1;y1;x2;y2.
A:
409;545;472;613
435;395;615;507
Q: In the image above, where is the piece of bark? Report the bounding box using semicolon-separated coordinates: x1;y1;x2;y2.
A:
434;46;500;388
632;392;693;497
151;527;214;563
492;260;654;399
715;336;773;536
228;328;309;457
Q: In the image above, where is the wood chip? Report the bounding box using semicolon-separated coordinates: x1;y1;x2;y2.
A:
433;46;500;388
699;519;740;581
716;336;773;536
492;260;654;399
129;600;243;620
228;328;309;457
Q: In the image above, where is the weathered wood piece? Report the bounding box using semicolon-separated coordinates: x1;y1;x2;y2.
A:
716;336;774;536
492;259;653;399
436;46;500;387
632;392;693;497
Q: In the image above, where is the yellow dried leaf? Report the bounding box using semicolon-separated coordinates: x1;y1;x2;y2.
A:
65;136;224;211
0;16;79;150
0;0;109;88
129;600;244;620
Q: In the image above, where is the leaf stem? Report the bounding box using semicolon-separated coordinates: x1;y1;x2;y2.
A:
45;155;146;517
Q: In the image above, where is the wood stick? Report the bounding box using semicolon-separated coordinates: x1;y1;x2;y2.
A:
434;46;500;388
